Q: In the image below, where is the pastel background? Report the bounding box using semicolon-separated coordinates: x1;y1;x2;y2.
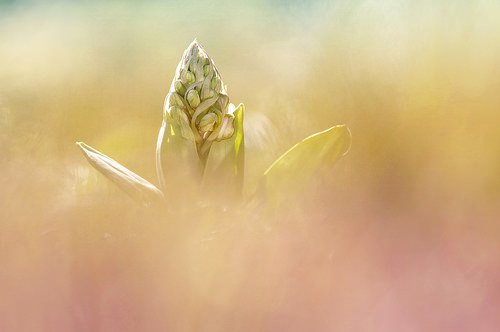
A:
1;0;499;331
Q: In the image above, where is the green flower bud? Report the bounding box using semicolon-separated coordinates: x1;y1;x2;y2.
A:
217;93;229;111
160;39;243;171
217;115;235;140
181;70;196;87
174;80;186;95
187;71;196;85
210;106;223;123
202;88;217;101
198;112;217;132
189;56;205;82
187;89;200;108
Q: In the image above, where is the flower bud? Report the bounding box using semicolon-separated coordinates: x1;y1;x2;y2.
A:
160;39;242;170
198;112;217;132
217;93;229;111
181;70;196;87
187;89;200;108
202;88;217;101
217;115;235;141
174;80;186;95
189;57;204;82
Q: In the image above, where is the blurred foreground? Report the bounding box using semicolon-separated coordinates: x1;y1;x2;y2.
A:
1;1;500;331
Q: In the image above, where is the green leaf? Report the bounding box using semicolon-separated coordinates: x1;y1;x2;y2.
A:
156;114;202;204
76;142;164;205
263;125;351;203
203;103;245;202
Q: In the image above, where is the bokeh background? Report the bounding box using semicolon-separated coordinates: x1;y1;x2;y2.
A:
1;0;500;331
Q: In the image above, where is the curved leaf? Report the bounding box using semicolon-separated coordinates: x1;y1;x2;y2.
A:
77;142;164;205
156;114;202;204
263;125;351;203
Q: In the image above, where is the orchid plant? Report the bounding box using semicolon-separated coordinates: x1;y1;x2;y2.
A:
77;40;351;208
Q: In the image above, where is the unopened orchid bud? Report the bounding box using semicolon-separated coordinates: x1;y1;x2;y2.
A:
174;80;186;95
217;93;229;111
198;112;217;132
187;89;200;108
217;114;235;141
181;70;196;87
189;57;204;82
201;88;217;101
159;39;244;170
188;71;197;85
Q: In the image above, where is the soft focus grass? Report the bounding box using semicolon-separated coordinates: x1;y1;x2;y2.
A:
1;1;500;331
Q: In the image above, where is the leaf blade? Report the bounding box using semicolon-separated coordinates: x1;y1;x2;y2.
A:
77;142;164;205
263;125;351;202
155;115;202;205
